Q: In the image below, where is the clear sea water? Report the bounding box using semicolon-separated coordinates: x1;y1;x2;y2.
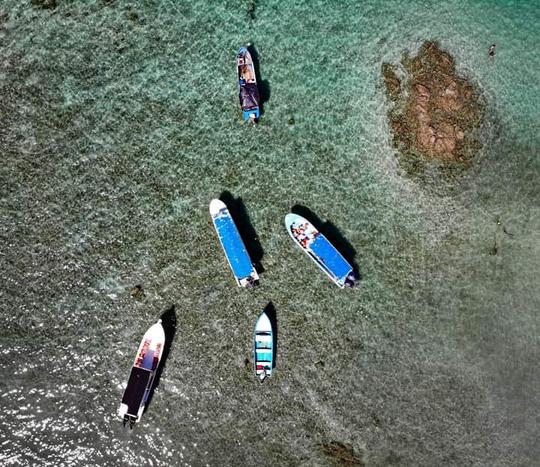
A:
0;1;538;466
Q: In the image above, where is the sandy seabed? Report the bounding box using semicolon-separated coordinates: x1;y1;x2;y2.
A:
0;1;538;466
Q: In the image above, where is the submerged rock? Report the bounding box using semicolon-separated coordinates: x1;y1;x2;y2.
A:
320;442;364;466
130;285;146;301
247;1;256;19
31;0;57;9
382;41;483;172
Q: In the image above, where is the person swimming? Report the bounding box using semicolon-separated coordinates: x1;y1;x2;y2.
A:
488;44;496;59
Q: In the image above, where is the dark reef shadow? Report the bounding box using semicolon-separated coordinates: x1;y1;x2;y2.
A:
144;305;177;414
219;191;264;274
246;0;256;20
263;302;278;369
247;43;270;114
291;205;361;281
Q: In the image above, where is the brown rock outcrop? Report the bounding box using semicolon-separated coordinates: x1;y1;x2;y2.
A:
382;41;483;167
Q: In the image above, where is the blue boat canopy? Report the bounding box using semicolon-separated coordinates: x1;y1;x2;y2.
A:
309;235;352;284
213;214;254;280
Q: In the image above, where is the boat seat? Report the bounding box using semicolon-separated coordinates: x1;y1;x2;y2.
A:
256;343;272;350
256;337;271;345
256;352;273;362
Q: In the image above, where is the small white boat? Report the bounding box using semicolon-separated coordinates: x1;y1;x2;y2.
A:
210;199;259;287
119;319;165;428
253;311;274;382
285;213;356;288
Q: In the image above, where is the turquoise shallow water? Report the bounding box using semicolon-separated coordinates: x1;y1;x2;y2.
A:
1;1;539;465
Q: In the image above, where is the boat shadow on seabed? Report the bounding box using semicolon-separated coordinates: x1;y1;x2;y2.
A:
263;301;278;370
247;43;271;115
140;305;177;420
291;205;362;282
219;190;265;275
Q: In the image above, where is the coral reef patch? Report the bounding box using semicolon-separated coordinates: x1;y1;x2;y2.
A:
382;41;483;174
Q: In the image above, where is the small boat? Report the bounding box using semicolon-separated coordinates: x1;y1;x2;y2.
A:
285;213;356;288
210;199;259;287
253;311;274;382
119;319;165;428
237;47;260;122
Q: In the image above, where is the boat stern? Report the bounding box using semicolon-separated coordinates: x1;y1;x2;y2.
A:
239;271;259;288
118;402;128;418
243;108;260;122
344;272;357;288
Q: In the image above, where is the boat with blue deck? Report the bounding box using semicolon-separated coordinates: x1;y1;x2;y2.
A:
285;213;356;288
210;199;259;287
254;311;274;382
119;319;165;428
237;47;260;122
